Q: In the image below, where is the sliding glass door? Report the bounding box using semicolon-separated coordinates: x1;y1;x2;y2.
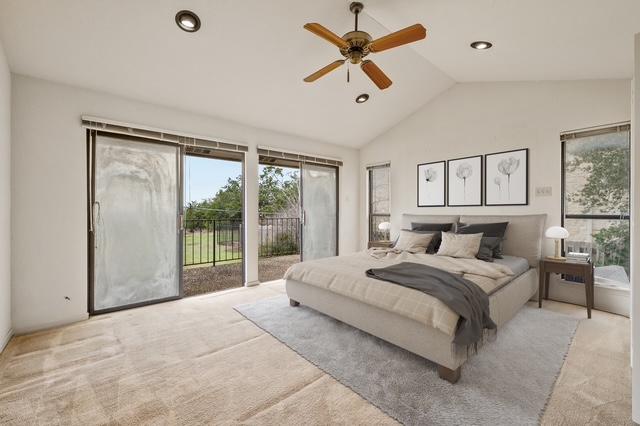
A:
90;133;181;313
300;163;338;261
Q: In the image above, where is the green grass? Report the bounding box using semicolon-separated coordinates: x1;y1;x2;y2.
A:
183;229;242;266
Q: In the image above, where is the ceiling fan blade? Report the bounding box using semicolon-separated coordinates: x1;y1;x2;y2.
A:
303;60;346;82
304;23;349;50
361;60;392;90
369;24;427;53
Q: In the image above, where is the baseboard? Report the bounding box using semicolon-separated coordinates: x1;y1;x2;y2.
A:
245;280;260;287
0;327;14;353
13;313;89;336
549;277;630;317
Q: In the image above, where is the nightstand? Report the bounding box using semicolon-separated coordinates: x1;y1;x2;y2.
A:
538;258;594;318
367;241;393;249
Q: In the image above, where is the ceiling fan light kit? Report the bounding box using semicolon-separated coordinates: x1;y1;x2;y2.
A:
303;2;427;90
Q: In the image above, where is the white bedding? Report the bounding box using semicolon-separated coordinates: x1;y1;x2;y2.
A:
494;255;530;277
284;250;515;337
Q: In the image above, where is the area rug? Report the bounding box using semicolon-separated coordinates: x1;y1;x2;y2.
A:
235;295;579;426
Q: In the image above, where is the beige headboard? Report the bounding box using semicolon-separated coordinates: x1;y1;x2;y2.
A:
401;214;460;228
401;213;547;266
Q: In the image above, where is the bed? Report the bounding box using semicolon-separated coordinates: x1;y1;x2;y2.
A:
285;214;546;383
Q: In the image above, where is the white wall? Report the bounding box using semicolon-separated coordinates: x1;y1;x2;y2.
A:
0;39;11;350
360;80;631;314
11;74;359;333
631;32;640;425
360;80;631;250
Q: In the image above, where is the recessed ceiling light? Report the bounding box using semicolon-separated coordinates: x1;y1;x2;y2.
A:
470;41;492;50
355;93;369;104
175;10;201;33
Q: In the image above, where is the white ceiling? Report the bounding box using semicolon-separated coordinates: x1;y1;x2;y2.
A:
0;1;639;148
366;0;640;82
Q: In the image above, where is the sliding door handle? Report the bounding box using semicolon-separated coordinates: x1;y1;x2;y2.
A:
92;201;101;248
91;202;100;232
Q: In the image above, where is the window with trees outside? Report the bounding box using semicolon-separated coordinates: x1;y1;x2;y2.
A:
561;123;630;290
368;163;391;242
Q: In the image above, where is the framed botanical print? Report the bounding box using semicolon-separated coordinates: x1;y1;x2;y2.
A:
447;155;482;206
485;148;529;206
417;161;446;207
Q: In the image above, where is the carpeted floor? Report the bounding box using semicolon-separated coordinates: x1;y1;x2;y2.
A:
0;281;631;425
235;296;578;425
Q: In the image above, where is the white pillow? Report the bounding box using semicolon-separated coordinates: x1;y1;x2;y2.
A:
436;232;483;259
394;230;435;253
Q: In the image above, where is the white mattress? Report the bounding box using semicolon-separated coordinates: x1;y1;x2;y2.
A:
494;255;530;278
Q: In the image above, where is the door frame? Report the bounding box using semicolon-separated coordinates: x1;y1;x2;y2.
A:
87;130;184;315
183;150;246;286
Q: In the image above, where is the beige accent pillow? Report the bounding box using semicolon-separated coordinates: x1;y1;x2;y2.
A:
436;232;483;259
394;230;435;253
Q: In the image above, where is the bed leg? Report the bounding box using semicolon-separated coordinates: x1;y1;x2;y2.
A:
437;365;461;384
289;299;300;307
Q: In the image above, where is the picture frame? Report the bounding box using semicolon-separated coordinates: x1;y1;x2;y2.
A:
447;155;482;206
484;148;529;206
417;161;446;207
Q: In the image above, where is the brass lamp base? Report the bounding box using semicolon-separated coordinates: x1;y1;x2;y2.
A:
547;239;566;261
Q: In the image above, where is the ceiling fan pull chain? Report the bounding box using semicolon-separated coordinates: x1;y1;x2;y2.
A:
347;64;350;83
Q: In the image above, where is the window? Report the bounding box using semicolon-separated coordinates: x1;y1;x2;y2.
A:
367;163;391;242
561;123;630;290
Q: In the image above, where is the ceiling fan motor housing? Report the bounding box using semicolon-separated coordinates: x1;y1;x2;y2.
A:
340;31;372;64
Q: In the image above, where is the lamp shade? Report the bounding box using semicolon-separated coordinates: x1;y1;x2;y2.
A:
378;221;391;231
545;226;569;239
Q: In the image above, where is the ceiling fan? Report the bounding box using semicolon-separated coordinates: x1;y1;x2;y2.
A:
303;2;427;90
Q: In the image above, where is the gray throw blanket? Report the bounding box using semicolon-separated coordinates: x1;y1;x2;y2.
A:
365;262;496;348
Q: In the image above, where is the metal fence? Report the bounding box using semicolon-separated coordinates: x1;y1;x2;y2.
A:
259;217;300;257
184;219;243;266
184;217;300;266
567;239;629;270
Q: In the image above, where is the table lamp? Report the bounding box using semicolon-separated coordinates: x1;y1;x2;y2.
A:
545;226;569;260
378;221;391;241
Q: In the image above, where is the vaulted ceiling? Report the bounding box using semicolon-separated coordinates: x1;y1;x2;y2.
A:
1;0;639;147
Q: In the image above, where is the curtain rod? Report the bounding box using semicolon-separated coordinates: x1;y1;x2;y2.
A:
81;115;249;153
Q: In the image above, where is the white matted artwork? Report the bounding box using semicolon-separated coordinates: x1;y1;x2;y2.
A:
447;155;482;206
417;161;446;207
485;148;529;205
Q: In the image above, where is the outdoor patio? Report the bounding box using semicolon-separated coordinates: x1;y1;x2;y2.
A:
183;254;299;297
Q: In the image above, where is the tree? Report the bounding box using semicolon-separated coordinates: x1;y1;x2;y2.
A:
258;166;299;217
567;145;630;272
567;146;629;214
184;166;299;228
209;176;243;220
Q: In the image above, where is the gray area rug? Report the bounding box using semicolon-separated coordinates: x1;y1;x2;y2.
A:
235;295;579;426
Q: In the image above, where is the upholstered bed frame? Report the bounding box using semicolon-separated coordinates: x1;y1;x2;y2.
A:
285;214;547;383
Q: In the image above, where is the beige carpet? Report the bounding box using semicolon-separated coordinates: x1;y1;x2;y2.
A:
0;281;630;425
541;301;631;425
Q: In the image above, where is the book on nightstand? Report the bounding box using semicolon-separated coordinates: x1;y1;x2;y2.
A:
566;252;591;264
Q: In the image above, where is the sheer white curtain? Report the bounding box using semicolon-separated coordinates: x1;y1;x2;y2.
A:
301;163;338;260
92;135;180;311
